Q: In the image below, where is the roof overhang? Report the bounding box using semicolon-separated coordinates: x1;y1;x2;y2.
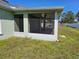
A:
0;1;64;13
14;7;64;13
0;1;15;12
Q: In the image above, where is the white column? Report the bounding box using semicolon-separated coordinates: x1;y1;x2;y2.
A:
0;19;2;34
54;12;58;40
24;13;29;35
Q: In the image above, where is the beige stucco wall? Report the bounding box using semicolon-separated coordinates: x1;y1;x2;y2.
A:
0;9;14;39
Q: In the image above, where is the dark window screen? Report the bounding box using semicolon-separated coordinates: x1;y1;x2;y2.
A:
14;14;24;32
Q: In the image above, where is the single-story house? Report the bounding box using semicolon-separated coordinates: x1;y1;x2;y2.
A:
0;0;63;41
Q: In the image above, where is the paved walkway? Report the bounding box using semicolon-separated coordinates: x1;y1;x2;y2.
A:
65;23;79;28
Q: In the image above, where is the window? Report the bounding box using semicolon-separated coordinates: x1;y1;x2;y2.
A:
14;14;24;32
28;13;54;34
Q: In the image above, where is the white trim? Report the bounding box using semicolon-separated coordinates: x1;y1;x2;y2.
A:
14;32;25;37
28;33;54;35
27;33;56;41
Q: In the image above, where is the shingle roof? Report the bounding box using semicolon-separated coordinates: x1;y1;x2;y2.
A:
0;0;15;11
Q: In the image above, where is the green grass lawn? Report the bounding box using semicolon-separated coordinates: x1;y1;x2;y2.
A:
0;26;79;59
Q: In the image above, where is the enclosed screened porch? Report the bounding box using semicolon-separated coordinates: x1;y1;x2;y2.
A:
14;8;63;41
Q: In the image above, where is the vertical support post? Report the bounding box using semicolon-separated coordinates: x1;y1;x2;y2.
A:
54;12;58;40
0;19;2;34
43;14;46;32
24;13;29;35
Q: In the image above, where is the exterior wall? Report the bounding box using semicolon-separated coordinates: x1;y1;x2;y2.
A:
0;9;14;39
0;10;58;41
